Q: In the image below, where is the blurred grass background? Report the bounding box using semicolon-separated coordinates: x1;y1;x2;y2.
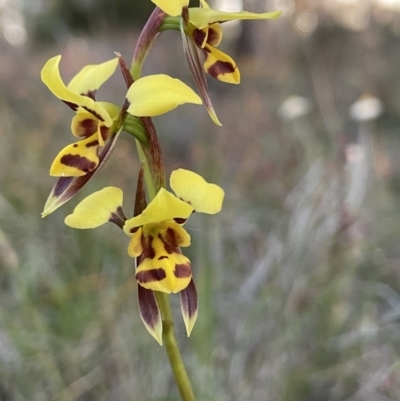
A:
1;0;400;400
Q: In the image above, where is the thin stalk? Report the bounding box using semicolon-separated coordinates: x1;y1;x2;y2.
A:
131;9;197;401
135;140;157;201
156;292;197;401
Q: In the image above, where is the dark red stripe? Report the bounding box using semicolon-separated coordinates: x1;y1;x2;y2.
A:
174;263;191;278
136;268;166;283
60;154;97;173
207;60;235;79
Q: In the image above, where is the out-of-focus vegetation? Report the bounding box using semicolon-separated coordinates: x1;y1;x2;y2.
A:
1;0;400;399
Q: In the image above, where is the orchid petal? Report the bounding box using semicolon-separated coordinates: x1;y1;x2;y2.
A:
41;55;113;126
203;44;240;84
138;285;163;345
71;112;98;138
151;0;189;16
135;222;192;293
123;189;193;233
206;23;222;47
189;8;282;30
170;169;224;214
180;278;198;336
64;187;124;229
126;74;201;117
67;58;118;96
50;134;100;177
42;130;122;217
127;227;144;257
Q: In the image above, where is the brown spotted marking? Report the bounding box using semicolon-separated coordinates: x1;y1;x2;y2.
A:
136;268;166;283
207;60;236;80
60;154;97;173
158;256;168;260
174;263;191;278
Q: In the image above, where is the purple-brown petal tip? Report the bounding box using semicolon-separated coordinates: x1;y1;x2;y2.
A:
180;278;198;336
138;285;163;345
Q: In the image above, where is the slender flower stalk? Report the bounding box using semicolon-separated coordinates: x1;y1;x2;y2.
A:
156;291;196;401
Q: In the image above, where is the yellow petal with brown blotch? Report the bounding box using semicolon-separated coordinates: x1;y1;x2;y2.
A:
50;133;100;177
71;112;98;138
202;44;240;84
134;221;192;293
136;252;191;293
64;186;123;229
206;23;222;47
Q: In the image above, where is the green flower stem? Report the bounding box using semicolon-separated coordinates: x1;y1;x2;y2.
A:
160;16;181;32
122;115;149;145
135;140;157;201
131;8;197;401
156;292;197;401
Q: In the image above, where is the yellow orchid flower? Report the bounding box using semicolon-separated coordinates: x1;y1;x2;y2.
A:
41;56;120;177
153;0;281;83
150;0;281;124
64;168;224;343
41;56;201;217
